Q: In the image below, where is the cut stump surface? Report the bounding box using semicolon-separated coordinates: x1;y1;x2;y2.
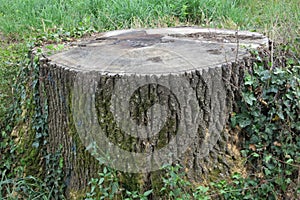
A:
50;27;267;74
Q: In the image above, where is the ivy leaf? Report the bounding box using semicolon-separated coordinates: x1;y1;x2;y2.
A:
32;141;39;148
243;93;257;106
239;118;251;128
264;154;272;163
264;167;272;176
277;111;285;120
260;70;271;81
244;73;254;86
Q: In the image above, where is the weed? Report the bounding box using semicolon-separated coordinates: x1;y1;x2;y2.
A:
86;166;152;200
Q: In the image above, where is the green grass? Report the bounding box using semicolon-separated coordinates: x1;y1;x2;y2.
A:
0;0;299;38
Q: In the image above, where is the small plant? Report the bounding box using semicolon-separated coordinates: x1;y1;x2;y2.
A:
193;185;210;200
231;51;300;199
160;164;193;199
0;175;53;200
85;166;152;200
125;189;153;200
86;166;121;200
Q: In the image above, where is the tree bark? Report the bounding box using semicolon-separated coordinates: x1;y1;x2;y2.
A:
39;27;268;198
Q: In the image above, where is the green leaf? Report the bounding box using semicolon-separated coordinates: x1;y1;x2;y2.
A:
59;157;64;168
103;167;107;174
244;73;254;86
111;182;119;194
286;158;294;164
243;93;257;106
251;152;260;158
99;177;104;184
143;189;153;197
239;118;251;128
32;141;39;148
195;185;209;193
277;111;285;120
264;154;272;163
285;178;291;184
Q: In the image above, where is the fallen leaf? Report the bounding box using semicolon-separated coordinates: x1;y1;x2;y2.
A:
273;141;282;147
249;144;256;151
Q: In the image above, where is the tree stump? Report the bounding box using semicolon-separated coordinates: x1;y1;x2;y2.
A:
39;27;268;198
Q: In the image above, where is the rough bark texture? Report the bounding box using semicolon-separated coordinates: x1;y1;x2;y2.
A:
39;27;268;198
